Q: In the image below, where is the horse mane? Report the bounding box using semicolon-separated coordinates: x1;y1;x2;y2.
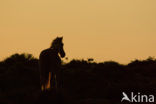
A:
50;37;63;48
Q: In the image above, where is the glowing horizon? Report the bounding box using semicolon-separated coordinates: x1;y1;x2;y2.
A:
0;0;156;64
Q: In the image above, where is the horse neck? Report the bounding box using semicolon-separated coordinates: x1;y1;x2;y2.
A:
50;47;59;55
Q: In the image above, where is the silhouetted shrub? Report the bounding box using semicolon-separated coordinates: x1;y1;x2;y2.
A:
0;54;156;104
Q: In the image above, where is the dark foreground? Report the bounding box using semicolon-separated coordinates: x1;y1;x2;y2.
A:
0;54;156;104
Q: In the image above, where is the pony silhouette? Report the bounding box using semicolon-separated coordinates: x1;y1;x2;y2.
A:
39;37;66;91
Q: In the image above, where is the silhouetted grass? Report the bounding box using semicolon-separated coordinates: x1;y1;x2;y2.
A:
0;53;155;104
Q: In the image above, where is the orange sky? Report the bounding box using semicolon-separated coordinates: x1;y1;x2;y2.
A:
0;0;156;64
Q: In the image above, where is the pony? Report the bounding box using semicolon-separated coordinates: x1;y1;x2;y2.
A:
39;37;66;91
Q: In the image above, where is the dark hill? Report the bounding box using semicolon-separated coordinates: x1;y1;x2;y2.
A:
0;53;155;104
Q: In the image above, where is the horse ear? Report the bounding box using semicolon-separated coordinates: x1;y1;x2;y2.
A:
55;36;58;39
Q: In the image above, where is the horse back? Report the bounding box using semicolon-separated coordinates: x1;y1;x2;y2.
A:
39;48;61;72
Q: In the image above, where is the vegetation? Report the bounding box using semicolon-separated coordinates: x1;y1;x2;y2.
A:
0;53;155;104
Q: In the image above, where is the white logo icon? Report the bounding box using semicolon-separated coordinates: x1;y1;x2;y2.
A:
121;92;131;102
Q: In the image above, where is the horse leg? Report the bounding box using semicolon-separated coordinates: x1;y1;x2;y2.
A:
50;72;55;88
54;73;57;88
40;71;46;91
45;72;51;90
41;71;49;91
55;70;63;89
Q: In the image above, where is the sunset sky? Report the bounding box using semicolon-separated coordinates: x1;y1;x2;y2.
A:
0;0;156;64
